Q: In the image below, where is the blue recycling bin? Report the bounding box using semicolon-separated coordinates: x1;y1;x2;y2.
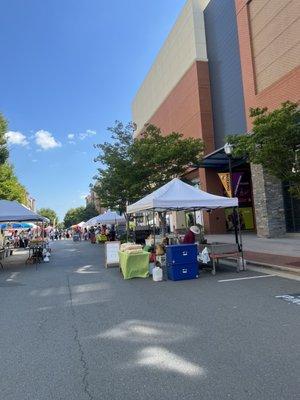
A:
166;244;199;281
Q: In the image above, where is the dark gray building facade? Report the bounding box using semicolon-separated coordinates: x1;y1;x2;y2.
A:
204;0;247;148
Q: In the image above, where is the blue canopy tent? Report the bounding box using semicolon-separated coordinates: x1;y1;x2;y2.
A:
0;200;48;223
0;222;34;229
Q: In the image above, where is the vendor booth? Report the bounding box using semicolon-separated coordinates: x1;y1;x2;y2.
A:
0;200;49;223
126;178;244;278
96;210;126;225
0;200;50;268
84;211;126;243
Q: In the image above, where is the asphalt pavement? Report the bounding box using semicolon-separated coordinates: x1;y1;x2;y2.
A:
0;240;299;400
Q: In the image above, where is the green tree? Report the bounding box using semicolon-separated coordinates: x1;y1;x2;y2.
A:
84;203;98;220
227;101;300;198
0;113;9;165
93;121;136;214
57;222;65;230
0;163;27;203
64;207;86;228
93;122;204;213
0;112;29;203
38;208;58;225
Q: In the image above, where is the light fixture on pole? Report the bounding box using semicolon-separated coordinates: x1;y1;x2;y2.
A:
224;142;233;156
224;142;239;248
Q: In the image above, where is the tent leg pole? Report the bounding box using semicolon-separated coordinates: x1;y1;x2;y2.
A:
233;208;239;249
152;209;156;248
236;208;245;270
126;213;129;242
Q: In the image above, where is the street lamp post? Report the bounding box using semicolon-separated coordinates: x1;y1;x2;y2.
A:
224;143;239;248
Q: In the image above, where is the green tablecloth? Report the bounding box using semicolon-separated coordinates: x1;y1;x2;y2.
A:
118;251;149;279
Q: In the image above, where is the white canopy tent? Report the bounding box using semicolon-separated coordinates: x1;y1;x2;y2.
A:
83;217;98;227
96;210;126;225
126;178;244;274
127;178;238;213
83;211;126;227
0;200;49;223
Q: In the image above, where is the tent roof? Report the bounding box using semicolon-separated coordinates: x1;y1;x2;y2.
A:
127;178;238;213
96;210;126;224
83;216;99;227
0;200;49;222
83;212;125;227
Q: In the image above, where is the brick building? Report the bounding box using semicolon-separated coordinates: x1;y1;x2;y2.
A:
132;0;300;237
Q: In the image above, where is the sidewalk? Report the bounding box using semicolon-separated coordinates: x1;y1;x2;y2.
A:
206;233;300;274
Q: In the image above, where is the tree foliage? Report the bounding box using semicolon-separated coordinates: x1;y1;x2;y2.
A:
93;122;137;214
38;208;58;225
0;113;9;165
0;163;27;203
0;112;28;203
56;222;65;230
64;207;86;228
63;204;98;228
84;203;98;220
227;101;300;198
93;122;205;213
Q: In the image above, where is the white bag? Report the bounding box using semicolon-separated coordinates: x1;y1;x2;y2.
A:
152;266;163;282
198;247;210;264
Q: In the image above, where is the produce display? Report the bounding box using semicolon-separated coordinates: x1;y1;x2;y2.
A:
120;243;143;254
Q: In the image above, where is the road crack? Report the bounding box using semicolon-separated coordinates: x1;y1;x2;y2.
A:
67;276;93;400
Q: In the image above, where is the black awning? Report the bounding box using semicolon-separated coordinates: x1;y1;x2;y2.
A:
197;147;247;171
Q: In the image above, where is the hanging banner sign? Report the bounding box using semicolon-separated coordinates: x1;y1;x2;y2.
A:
218;173;232;197
218;172;244;197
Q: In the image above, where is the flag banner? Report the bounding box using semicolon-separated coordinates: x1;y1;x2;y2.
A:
218;173;231;197
218;172;244;197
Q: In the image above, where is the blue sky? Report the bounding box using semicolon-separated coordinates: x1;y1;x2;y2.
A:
0;0;186;220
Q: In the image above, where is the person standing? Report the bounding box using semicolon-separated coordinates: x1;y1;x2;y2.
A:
182;226;200;244
109;225;116;241
24;229;31;248
89;227;96;244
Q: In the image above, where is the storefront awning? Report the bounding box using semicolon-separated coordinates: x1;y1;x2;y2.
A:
198;147;247;170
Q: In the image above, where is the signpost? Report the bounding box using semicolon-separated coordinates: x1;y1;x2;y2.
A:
105;241;120;268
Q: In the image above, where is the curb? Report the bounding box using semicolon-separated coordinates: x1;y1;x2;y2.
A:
226;257;300;276
244;259;300;276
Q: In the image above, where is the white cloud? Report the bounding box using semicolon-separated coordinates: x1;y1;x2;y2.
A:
35;130;61;150
68;134;76;145
79;129;96;140
5;131;29;146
